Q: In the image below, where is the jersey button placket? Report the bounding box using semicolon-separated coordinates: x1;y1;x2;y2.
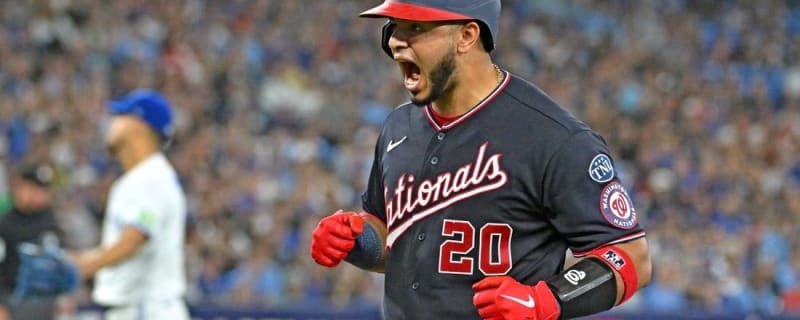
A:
417;233;425;241
436;132;446;140
430;156;439;165
411;282;420;290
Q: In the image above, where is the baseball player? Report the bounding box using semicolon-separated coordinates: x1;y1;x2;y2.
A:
73;89;189;320
310;1;652;319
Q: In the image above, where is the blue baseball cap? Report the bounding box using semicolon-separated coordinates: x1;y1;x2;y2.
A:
108;89;173;138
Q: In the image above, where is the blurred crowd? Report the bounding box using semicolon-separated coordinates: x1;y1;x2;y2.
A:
1;0;800;316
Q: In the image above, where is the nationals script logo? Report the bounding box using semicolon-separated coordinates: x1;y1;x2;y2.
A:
385;142;508;247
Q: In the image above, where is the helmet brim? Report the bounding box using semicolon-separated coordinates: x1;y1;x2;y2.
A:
359;1;472;21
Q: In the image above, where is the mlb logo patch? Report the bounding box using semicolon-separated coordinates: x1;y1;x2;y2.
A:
599;181;638;229
602;250;626;270
588;154;614;183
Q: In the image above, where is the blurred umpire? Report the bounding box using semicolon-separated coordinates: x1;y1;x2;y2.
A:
0;163;62;320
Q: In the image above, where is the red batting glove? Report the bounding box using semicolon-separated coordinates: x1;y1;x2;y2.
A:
472;276;561;320
310;210;364;267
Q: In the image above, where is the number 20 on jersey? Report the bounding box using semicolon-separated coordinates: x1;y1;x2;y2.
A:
438;219;512;275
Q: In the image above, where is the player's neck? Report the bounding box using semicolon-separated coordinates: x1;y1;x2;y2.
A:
116;139;160;172
431;61;501;117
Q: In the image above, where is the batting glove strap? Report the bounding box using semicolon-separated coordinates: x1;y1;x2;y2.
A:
344;216;383;270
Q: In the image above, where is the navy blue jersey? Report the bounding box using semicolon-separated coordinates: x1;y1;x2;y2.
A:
362;71;645;319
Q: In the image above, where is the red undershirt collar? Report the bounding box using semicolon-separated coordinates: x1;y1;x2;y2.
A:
422;69;511;132
429;108;460;126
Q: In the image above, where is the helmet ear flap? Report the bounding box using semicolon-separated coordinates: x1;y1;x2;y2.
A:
476;21;494;52
381;21;396;58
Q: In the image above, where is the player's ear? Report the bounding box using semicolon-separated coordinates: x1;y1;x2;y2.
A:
455;21;482;54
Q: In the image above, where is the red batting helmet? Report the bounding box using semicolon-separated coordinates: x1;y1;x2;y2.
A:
359;0;501;57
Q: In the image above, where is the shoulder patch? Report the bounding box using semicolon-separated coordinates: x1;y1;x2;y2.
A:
588;154;614;183
137;209;156;229
599;181;637;229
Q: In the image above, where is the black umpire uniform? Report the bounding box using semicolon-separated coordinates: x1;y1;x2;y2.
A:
0;163;62;320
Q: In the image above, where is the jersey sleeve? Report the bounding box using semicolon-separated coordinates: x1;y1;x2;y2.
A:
542;130;645;254
361;130;387;223
116;192;162;238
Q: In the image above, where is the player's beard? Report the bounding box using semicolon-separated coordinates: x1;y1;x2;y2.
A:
410;50;456;107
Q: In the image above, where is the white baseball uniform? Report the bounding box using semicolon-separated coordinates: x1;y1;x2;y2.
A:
93;153;189;320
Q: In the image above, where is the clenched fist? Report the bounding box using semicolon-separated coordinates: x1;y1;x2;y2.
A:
310;211;364;267
472;276;561;320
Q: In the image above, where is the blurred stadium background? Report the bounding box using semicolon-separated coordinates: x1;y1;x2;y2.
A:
1;0;800;319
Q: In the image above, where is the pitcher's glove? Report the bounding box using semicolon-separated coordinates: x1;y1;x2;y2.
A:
12;243;79;304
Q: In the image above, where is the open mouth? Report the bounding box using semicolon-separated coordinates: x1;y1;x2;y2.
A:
399;61;422;93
